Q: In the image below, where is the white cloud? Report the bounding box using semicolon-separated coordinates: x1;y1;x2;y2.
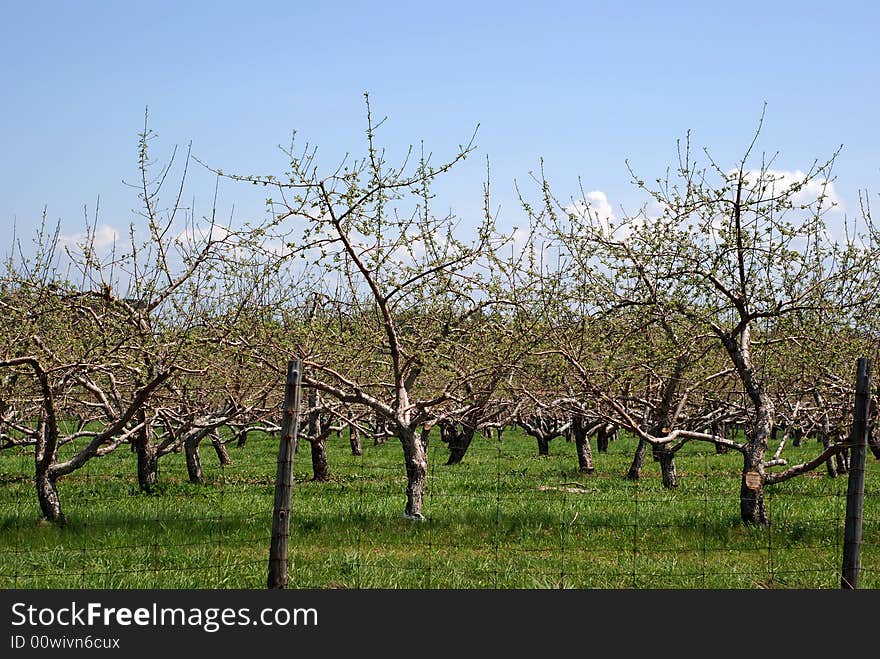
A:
565;190;615;231
509;226;530;249
59;224;119;251
176;222;231;246
740;169;843;213
564;190;648;242
583;190;616;227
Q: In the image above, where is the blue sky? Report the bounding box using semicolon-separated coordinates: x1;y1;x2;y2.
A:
2;0;878;249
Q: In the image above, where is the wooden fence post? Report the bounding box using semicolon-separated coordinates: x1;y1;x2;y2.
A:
841;357;870;590
267;359;302;589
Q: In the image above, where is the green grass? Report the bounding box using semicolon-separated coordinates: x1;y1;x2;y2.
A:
1;429;877;588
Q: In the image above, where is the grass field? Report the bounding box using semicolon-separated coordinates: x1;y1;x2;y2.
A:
1;428;877;589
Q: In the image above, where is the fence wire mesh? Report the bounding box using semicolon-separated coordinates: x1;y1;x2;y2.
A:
2;428;877;589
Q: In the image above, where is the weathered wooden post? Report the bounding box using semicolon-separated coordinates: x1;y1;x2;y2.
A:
841;357;870;590
267;359;302;589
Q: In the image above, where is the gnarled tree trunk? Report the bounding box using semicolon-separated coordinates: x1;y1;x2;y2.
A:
519;415;569;457
653;445;679;489
400;426;430;519
349;423;363;456
724;327;773;526
304;388;330;481
626;439;647;480
185;432;204;484
536;435;550;455
35;466;64;524
570;415;595;473
740;442;768;526
309;437;329;481
34;407;65;523
712;421;729;454
596;425;614;453
820;432;838;478
442;422;476;465
136;441;159;491
211;431;233;467
133;410;159;491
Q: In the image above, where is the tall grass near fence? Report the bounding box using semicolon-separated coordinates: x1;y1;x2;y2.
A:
1;428;877;588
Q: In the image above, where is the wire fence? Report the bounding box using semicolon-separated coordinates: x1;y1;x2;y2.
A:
1;426;876;589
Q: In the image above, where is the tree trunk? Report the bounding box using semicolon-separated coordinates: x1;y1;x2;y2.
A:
648;355;685;485
740;447;768;526
575;436;594;472
136;440;159;491
571;416;594;473
596;427;611;453
211;432;233;466
536;434;550;456
309;438;330;481
834;446;848;475
723;328;772;526
373;414;387;445
133;411;159;491
349;424;362;456
520;416;565;457
444;424;475;465
185;433;204;484
304;389;329;481
626;439;647;480
738;410;773;526
654;446;679;489
35;410;64;523
400;429;428;520
35;466;64;524
712;421;729;454
236;429;248;448
820;433;838;478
